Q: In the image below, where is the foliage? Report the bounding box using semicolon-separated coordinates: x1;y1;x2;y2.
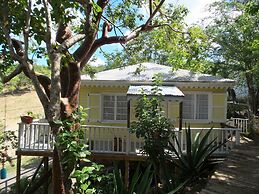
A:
205;0;259;113
72;163;113;194
113;163;154;194
56;106;110;193
168;126;223;180
0;130;17;167
130;75;173;160
130;75;175;192
104;5;208;72
57;126;112;193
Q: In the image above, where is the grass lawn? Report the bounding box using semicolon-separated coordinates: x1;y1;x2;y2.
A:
3;156;41;177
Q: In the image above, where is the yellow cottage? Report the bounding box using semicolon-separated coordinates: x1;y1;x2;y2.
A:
15;62;242;190
14;63;241;190
79;63;239;155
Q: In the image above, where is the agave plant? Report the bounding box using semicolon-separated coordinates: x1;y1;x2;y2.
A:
113;163;154;194
168;126;224;180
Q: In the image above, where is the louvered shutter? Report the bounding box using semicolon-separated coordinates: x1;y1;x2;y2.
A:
196;94;208;119
87;94;101;122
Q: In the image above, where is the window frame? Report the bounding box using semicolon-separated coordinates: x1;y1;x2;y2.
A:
101;94;127;123
182;92;212;123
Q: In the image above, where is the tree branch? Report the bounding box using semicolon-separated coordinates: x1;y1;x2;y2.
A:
43;0;54;51
142;0;165;29
49;53;62;122
0;3;21;62
80;24;158;65
79;0;166;66
57;34;86;52
22;61;50;118
73;0;109;62
23;0;32;60
0;64;23;84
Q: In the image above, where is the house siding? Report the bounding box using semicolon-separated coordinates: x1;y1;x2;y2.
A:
79;85;227;129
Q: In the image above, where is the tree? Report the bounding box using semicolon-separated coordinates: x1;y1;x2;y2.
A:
0;0;182;193
205;0;259;114
103;5;209;72
130;76;174;191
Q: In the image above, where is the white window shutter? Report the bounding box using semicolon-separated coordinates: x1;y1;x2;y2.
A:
87;93;101;122
183;94;195;119
196;94;208;119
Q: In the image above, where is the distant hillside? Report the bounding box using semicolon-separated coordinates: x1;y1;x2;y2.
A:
0;91;44;131
0;65;50;94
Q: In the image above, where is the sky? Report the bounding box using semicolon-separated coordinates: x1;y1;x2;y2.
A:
172;0;217;24
89;0;218;67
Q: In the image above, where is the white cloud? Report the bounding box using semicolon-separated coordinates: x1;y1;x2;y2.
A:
165;0;219;24
89;57;105;67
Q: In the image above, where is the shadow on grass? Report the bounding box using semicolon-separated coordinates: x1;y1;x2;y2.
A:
21;157;42;169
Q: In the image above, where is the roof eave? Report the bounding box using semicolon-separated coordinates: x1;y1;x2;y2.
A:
81;79;235;88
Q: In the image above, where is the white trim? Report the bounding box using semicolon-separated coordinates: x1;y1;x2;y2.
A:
81;80;235;89
101;93;127;123
182;91;212;123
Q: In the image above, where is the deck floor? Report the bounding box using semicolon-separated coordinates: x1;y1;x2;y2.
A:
201;135;259;194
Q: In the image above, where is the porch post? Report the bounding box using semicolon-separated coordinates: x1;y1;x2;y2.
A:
126;100;131;154
179;102;183;131
43;157;49;194
16;153;21;194
127;100;131;129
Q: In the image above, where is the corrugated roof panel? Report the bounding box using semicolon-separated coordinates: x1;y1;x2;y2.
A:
81;62;235;83
127;85;184;97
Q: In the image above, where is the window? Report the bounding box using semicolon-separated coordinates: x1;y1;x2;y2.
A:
102;95;127;121
183;94;209;120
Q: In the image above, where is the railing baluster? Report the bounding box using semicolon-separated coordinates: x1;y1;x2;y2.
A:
38;124;40;150
89;127;92;149
24;124;27;149
33;124;36;150
17;123;242;155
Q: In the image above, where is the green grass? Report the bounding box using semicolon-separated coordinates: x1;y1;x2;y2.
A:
4;156;41;177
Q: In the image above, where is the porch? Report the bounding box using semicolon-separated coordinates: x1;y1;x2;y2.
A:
17;122;242;156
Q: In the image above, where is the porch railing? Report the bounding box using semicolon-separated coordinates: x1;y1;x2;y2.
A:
173;128;240;155
228;117;249;133
18;123;241;155
18;122;53;151
82;125;144;154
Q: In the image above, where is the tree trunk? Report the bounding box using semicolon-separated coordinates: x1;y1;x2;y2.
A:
245;73;257;114
52;60;81;194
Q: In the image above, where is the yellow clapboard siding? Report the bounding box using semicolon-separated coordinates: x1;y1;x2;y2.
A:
79;85;228;127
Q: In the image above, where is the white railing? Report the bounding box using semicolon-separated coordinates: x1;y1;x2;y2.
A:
18;122;240;155
173;128;241;155
18;122;53;151
83;125;144;154
228;117;249;133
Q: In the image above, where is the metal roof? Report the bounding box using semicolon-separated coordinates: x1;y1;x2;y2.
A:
127;85;184;101
81;62;235;84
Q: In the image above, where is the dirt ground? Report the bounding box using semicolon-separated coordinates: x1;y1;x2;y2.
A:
0;90;44;131
200;134;259;194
